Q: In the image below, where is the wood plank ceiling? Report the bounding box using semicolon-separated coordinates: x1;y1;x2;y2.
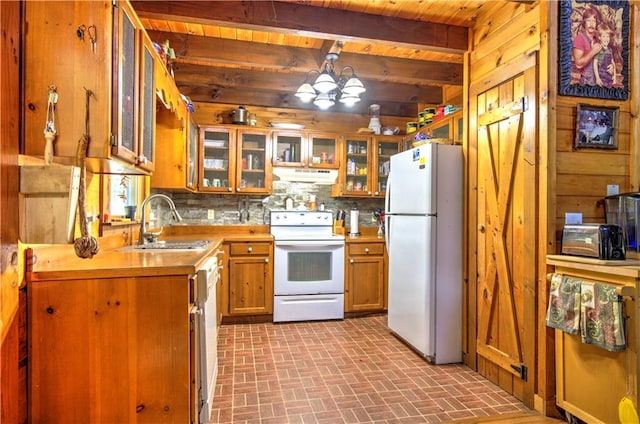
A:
131;0;506;117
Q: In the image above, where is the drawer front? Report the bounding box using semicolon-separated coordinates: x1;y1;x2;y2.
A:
348;243;384;256
229;242;270;256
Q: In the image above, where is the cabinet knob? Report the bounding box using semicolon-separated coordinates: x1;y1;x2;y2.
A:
365;248;369;253
247;247;252;252
227;187;232;192
264;258;269;263
237;188;241;192
350;259;354;264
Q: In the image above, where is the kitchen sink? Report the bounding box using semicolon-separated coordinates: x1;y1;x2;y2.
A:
120;240;211;251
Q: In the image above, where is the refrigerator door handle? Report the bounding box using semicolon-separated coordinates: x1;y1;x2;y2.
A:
385;170;392;252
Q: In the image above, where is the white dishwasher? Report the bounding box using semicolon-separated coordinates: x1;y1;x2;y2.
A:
197;252;221;424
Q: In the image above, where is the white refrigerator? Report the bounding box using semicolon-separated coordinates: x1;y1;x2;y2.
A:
384;143;462;364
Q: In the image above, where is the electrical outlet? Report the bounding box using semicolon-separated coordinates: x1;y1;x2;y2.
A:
207;209;215;220
607;184;619;196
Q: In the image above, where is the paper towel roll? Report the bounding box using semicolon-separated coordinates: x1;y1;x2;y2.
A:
349;209;360;235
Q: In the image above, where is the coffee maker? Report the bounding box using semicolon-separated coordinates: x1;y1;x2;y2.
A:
604;192;640;252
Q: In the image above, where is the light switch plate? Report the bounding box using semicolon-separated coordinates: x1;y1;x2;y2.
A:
565;212;582;225
207;209;215;220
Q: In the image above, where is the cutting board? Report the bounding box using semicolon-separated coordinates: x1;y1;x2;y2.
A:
19;164;80;244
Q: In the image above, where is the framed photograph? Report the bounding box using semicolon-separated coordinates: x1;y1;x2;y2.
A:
574;103;619;149
559;0;629;100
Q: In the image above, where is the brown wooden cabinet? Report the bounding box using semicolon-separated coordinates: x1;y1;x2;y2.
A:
225;241;273;316
345;239;387;312
28;273;195;422
272;130;340;169
199;126;272;194
23;0;156;175
333;135;401;198
424;110;463;142
547;256;638;424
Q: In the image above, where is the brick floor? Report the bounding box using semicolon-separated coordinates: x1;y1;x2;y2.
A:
208;315;530;423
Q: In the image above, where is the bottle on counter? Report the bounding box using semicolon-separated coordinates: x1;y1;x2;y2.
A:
309;194;317;211
285;197;293;210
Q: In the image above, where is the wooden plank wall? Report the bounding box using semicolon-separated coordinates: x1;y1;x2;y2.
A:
554;97;631;238
552;2;640;245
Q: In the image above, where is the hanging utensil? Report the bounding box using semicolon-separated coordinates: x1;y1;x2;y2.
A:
73;88;99;259
44;85;58;165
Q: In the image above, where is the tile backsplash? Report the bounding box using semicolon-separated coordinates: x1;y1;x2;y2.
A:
152;181;384;229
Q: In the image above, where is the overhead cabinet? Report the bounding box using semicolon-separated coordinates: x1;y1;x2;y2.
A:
333;135;400;198
272;131;340;169
199;126;272;194
23;0;155;174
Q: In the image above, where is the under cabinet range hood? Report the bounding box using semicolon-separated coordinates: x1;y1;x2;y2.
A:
272;168;338;184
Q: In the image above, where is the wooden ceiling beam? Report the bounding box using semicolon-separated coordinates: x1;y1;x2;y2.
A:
180;85;419;117
132;1;469;54
148;30;463;86
171;62;443;105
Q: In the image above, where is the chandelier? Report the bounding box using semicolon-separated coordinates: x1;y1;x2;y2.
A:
294;53;366;110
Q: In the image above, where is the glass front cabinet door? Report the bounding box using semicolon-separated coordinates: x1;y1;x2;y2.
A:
373;137;400;196
200;127;235;192
307;132;339;169
341;135;371;196
272;131;305;167
236;130;271;194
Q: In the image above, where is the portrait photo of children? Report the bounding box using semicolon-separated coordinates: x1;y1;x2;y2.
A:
559;0;629;100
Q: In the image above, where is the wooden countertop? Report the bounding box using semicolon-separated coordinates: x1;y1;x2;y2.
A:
27;225;274;281
546;254;640;279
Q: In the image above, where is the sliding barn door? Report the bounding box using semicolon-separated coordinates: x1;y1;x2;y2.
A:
471;64;538;406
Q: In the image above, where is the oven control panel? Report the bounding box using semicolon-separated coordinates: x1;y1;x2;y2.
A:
270;210;333;227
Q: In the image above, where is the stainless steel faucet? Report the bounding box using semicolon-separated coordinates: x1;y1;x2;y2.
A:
138;193;183;244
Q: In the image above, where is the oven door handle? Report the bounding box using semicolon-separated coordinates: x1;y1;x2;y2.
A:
275;240;345;247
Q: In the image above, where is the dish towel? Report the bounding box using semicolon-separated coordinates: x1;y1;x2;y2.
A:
580;281;626;352
545;273;581;334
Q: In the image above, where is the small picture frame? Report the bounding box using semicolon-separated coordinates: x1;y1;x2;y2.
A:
574;103;618;149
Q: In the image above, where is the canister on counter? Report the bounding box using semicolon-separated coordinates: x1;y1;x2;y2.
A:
406;121;418;134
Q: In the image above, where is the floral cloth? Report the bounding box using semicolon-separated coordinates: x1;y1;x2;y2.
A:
545;274;581;334
580;282;626;352
546;273;627;352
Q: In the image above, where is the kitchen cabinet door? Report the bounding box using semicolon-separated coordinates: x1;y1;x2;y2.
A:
28;274;193;422
229;257;272;315
199;127;236;192
307;132;340;169
345;242;386;312
227;241;273;316
135;35;156;172
236;130;272;194
272;131;306;167
372;137;401;196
